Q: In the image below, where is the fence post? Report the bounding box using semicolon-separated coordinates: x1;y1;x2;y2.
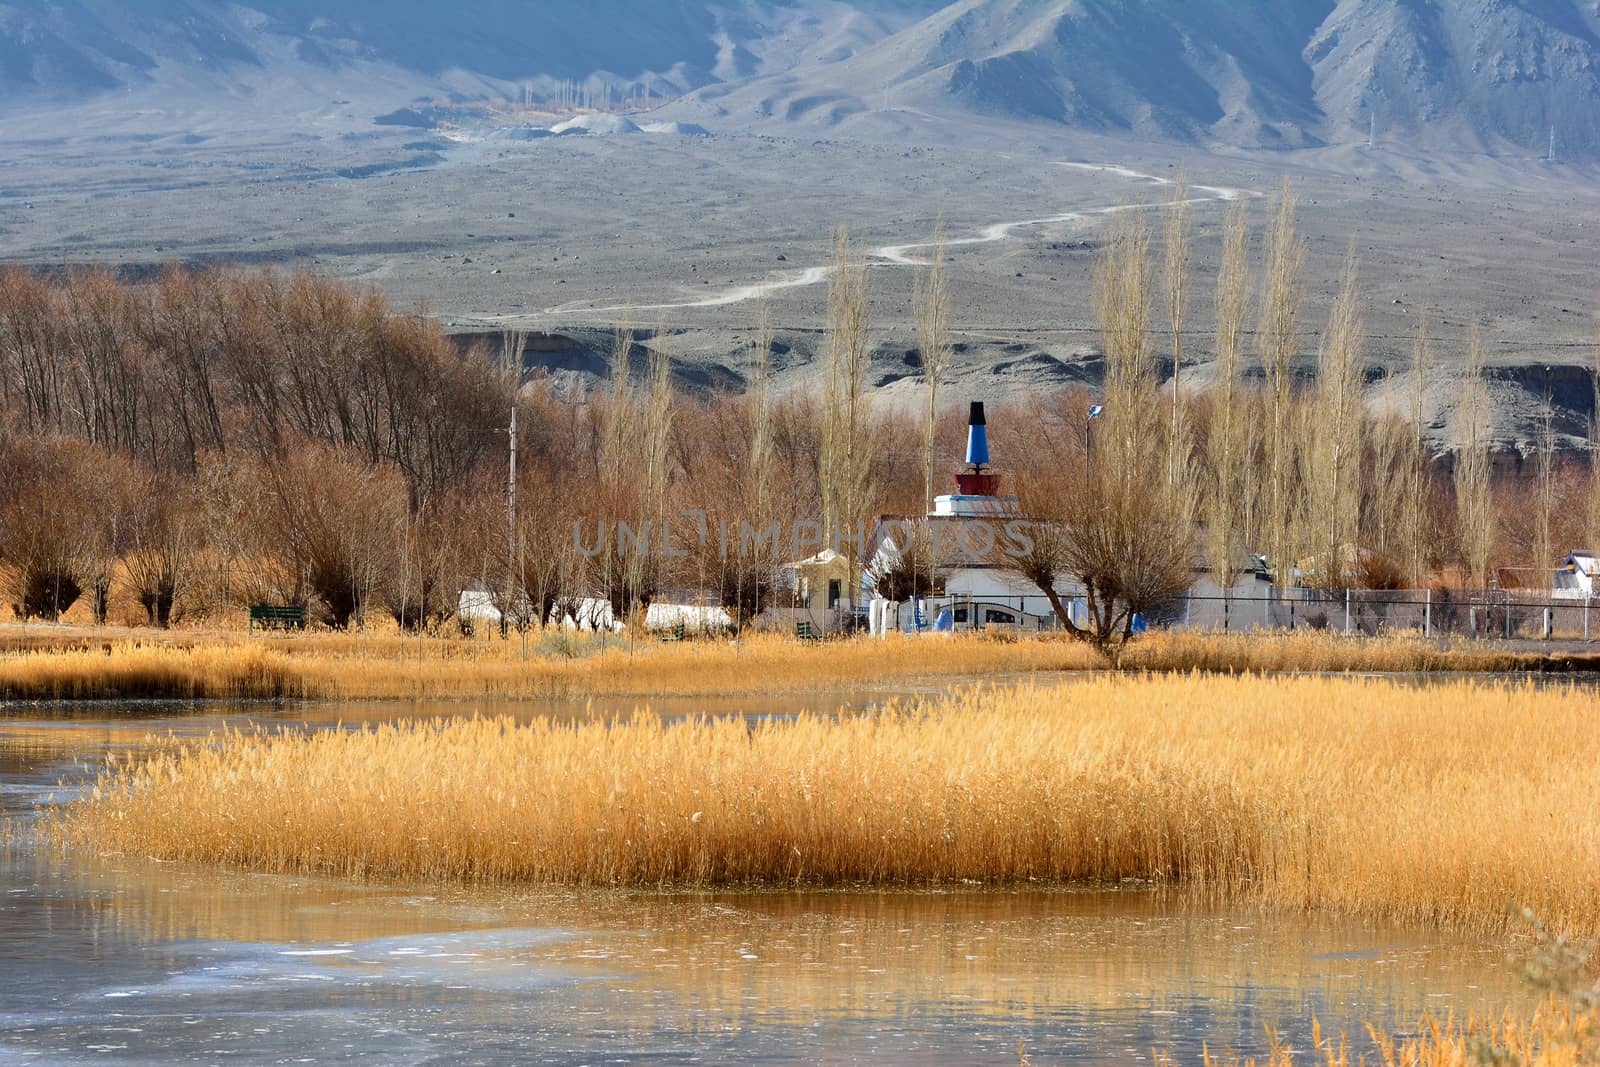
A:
1345;589;1352;636
1424;589;1431;640
1587;596;1591;642
1504;591;1512;640
1265;590;1271;629
1543;606;1553;641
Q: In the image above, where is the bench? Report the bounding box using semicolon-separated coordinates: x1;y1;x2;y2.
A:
796;620;824;642
660;621;688;642
249;604;305;632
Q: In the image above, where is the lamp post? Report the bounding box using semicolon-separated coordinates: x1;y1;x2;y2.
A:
1084;404;1104;481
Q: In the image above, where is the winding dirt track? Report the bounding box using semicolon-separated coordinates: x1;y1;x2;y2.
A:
539;162;1253;318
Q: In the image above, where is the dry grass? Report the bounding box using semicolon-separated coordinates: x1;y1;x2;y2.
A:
0;631;1104;701
1115;629;1521;673
1158;1004;1597;1066
0;628;1588;703
50;673;1600;936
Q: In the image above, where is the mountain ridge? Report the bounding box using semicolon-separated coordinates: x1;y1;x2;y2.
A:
673;0;1600;159
6;1;1600;159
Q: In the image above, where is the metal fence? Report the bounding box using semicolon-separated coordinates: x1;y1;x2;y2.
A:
914;589;1600;642
1172;588;1600;641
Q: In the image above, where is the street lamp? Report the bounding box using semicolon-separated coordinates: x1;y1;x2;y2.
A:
1084;404;1104;481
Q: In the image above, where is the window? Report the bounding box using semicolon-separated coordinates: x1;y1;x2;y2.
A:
985;610;1016;626
827;579;841;609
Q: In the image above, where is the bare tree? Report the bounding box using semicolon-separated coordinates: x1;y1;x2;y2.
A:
1455;326;1494;589
385;487;475;632
1164;169;1191;493
0;269;67;434
72;444;136;624
1534;394;1556;578
1259;177;1307;587
644;326;674;529
1589;332;1600;553
1364;410;1407;587
0;436;86;620
915;217;953;514
0;436;133;622
122;465;202;627
865;518;941;603
730;299;779;625
1207;199;1250;590
1011;453;1191;650
1067;468;1194;648
1007;424;1091;643
260;440;407;628
594;321;641;619
1096;202;1159;476
1008;207;1192;649
599;320;636;492
137;268;227;468
497;328;528;630
1404;312;1433;586
637;324;676;609
1311;244;1364;587
820;223;873;586
514;461;583;630
748;300;775;528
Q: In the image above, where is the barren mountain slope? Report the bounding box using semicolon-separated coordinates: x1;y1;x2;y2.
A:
9;0;1600;157
0;0;944;117
1310;0;1600;158
673;0;1600;159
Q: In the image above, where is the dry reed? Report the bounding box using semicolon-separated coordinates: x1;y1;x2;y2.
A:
0;632;1100;701
1162;1004;1597;1067
0;629;1584;703
51;674;1600;937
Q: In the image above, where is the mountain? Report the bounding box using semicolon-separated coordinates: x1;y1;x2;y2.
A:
1308;0;1600;157
0;1;943;112
675;0;1600;158
5;0;1600;159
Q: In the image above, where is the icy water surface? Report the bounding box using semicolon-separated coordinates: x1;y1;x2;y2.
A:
0;692;1531;1065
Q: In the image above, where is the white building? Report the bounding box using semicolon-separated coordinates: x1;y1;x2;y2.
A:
1553;552;1599;599
863;401;1085;633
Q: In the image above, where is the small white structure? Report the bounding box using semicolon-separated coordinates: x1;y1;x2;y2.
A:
785;549;855;613
458;584;623;632
644;601;732;633
1553;551;1599;599
458;582;727;633
458;580;513;627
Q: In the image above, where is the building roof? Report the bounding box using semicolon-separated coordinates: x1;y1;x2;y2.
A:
787;549;848;571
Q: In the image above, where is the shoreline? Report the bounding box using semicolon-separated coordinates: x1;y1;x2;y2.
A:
2;628;1600;703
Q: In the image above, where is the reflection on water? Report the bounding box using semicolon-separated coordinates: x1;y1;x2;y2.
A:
0;695;1532;1066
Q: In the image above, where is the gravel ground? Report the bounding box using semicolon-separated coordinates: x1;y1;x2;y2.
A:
2;115;1598;446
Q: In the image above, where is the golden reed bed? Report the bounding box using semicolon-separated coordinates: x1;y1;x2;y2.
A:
50;673;1600;937
1157;1006;1598;1067
0;629;1586;702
